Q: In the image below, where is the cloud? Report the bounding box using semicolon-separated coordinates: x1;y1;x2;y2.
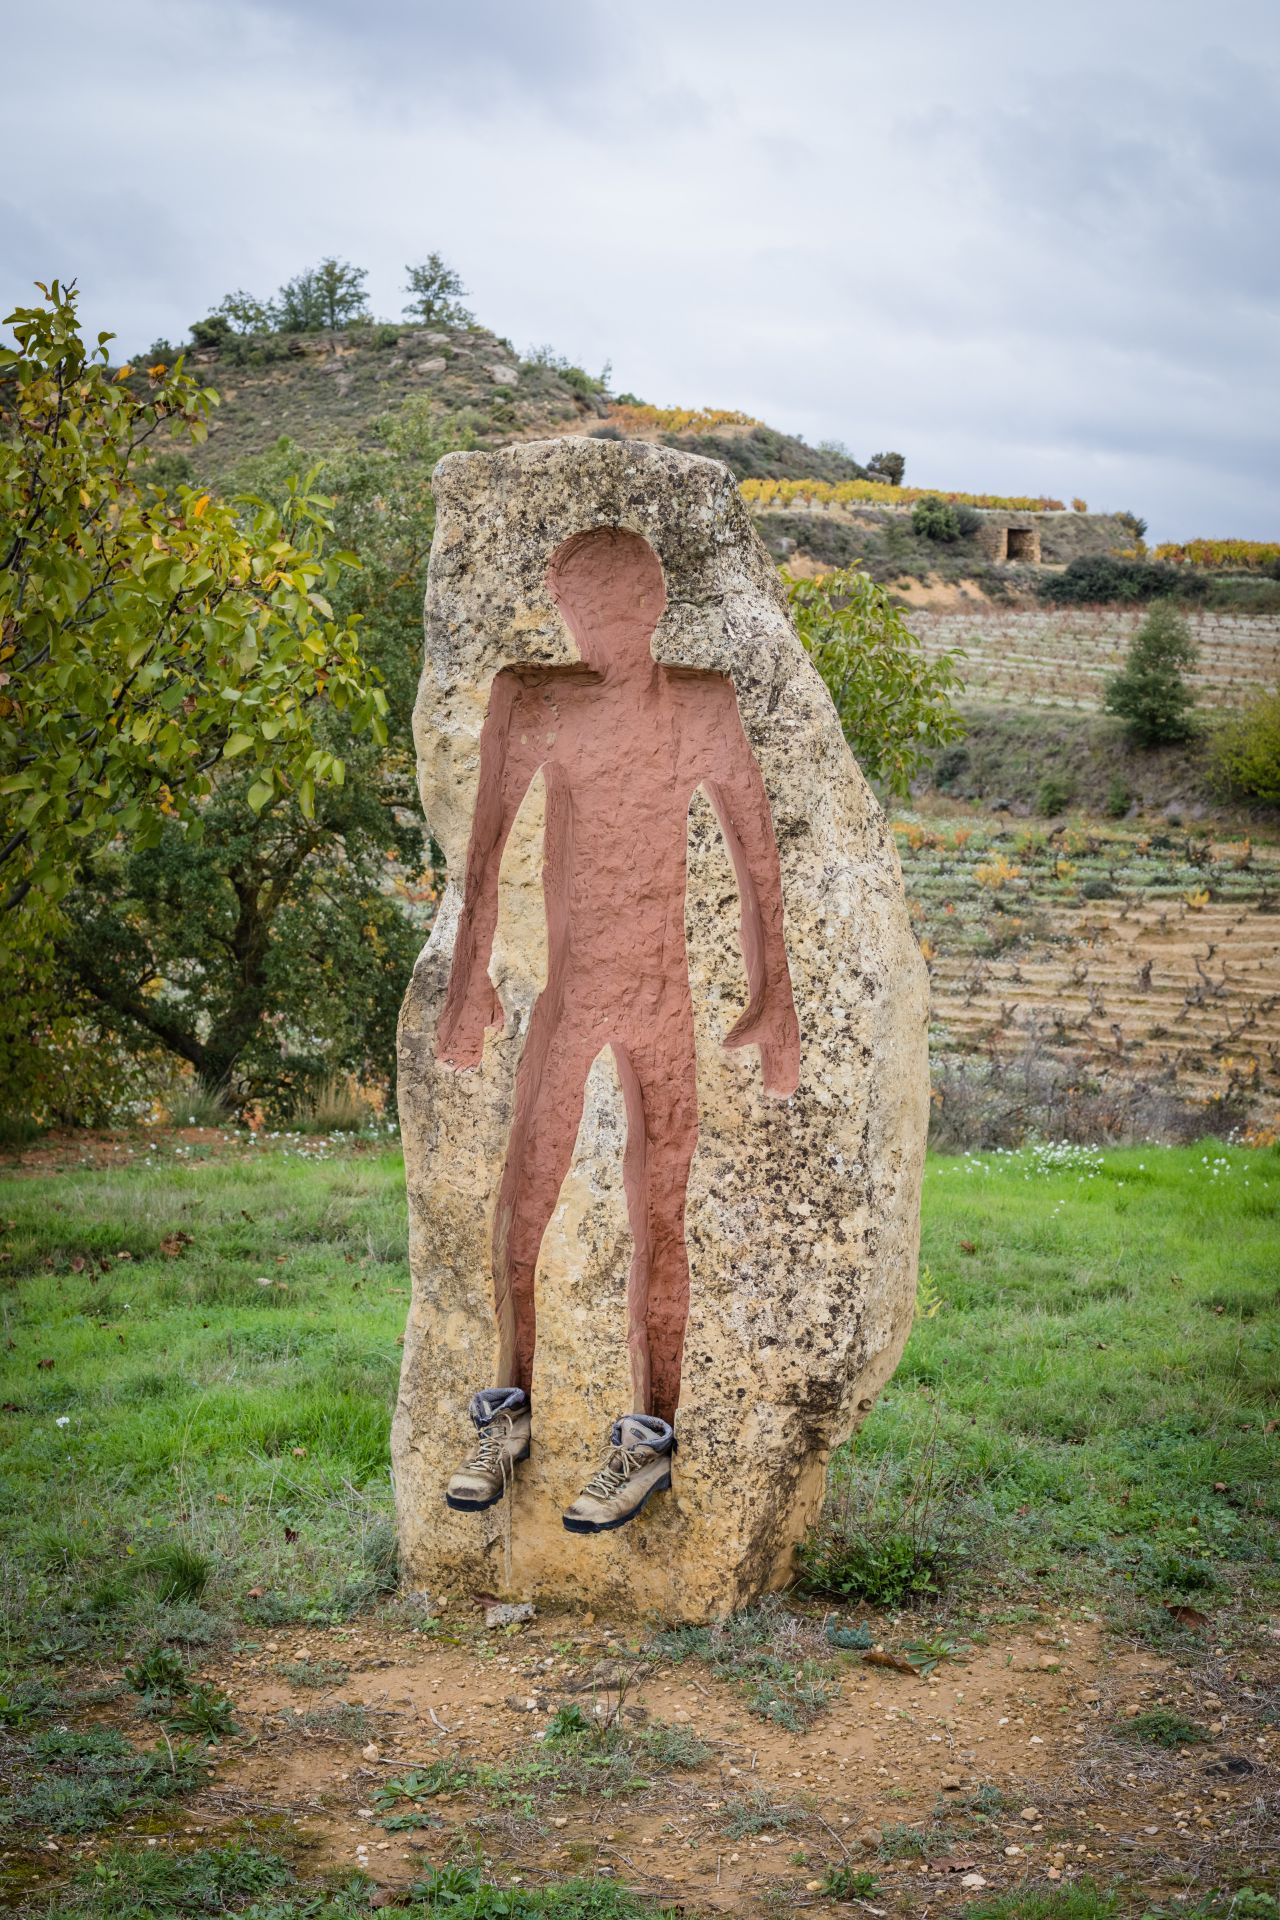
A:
4;0;1278;538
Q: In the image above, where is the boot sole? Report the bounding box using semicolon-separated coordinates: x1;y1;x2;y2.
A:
562;1471;672;1534
444;1445;531;1512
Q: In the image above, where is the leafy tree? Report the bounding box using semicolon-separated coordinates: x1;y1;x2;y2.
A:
787;568;965;796
276;259;369;333
0;281;383;920
1103;602;1199;745
274;269;323;333
56;400;463;1111
214;289;278;335
403;255;472;327
0;280;386;1117
1208;687;1280;804
868;451;905;486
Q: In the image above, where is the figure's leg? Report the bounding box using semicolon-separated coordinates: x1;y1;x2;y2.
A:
614;1013;699;1426
492;998;596;1396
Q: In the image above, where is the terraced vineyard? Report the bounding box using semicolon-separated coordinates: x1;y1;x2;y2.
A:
898;817;1280;1124
907;607;1280;710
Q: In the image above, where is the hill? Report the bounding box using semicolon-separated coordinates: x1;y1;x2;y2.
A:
170;321;870;489
167;320;1130;585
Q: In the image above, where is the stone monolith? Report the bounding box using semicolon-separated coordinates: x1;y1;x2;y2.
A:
393;436;928;1622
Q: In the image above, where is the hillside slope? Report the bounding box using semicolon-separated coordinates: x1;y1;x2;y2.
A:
180;320;883;493
172;319;1127;580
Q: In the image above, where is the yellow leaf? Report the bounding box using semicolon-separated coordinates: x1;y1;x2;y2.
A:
192;494;210;519
114;364;134;382
79;488;92;508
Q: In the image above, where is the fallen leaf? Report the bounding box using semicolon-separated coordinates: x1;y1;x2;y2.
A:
959;1239;977;1255
1166;1605;1220;1635
246;1586;264;1599
70;1256;85;1273
160;1231;193;1258
37;1357;54;1370
862;1650;918;1674
284;1526;299;1543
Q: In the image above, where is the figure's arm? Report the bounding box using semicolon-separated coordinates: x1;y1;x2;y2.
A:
436;672;539;1071
705;692;800;1097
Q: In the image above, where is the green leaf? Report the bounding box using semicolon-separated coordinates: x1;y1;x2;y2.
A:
222;731;254;759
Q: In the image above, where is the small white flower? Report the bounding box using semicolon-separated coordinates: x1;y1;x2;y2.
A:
55;1416;71;1428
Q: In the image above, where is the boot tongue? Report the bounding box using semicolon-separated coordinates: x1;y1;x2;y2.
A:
613;1414;672;1454
470;1387;526;1427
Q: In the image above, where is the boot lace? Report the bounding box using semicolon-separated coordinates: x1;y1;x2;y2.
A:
464;1412;515;1477
581;1444;648;1501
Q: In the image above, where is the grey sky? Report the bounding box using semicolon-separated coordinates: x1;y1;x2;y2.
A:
6;0;1278;540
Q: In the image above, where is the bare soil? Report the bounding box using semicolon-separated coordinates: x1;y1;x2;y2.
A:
46;1606;1279;1914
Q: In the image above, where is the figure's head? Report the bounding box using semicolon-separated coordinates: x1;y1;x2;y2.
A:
546;526;667;670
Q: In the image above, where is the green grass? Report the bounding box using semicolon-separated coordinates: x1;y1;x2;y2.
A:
815;1139;1280;1618
39;1844;680;1920
0;1146;407;1660
0;1727;207;1842
2;1138;1276;1667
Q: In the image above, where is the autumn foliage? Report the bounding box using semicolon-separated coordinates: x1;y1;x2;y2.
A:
741;477;1067;513
1154;539;1280;573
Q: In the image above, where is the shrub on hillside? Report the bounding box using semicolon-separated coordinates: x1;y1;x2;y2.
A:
1104;603;1199;746
1208;689;1280;805
912;495;965;542
1038;556;1207;604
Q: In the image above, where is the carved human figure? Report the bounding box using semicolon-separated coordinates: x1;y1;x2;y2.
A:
439;526;799;1532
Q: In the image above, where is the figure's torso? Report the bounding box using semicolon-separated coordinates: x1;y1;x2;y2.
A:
510;666;728;1001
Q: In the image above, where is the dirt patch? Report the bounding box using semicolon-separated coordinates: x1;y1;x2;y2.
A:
36;1608;1274;1914
891;577;995;612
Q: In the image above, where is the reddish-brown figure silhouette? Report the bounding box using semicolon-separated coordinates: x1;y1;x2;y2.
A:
436;527;799;1425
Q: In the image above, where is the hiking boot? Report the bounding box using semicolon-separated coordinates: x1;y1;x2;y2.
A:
445;1388;531;1512
562;1414;675;1534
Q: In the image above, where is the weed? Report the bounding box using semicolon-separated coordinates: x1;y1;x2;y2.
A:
957;1879;1119;1919
1122;1706;1207;1747
374;1760;473;1806
900;1633;968;1676
649;1602;832;1727
633;1721;712;1768
135;1541;212;1604
799;1412;975;1607
721;1788;806;1838
165;1681;238;1736
877;1822;938;1860
544;1701;595;1743
1;1727;205;1839
274;1655;349;1687
408;1864;673;1917
46;1840;292;1918
123;1645;188;1701
823;1865;882;1899
0;1676;56;1727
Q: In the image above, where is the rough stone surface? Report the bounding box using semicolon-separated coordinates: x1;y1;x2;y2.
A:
393;437;929;1621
